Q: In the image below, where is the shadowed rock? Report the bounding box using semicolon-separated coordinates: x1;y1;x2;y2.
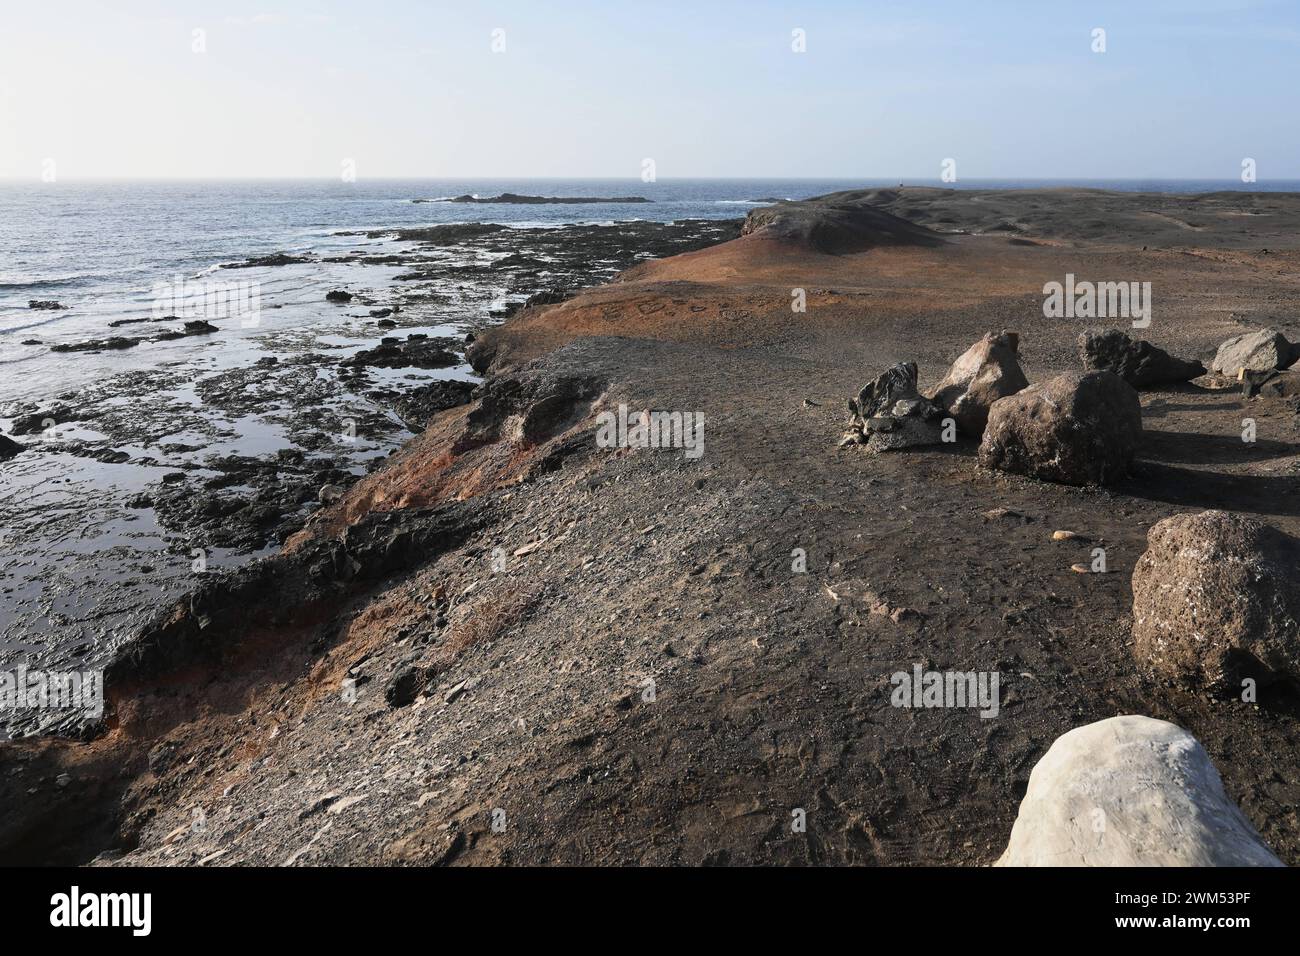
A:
1078;329;1205;387
929;331;1029;436
1211;328;1294;376
978;371;1141;486
0;434;24;460
996;716;1282;867
1132;510;1300;689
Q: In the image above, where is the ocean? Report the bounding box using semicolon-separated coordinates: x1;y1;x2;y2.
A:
5;176;1298;388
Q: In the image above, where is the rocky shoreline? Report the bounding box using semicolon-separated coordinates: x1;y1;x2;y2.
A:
0;217;741;737
3;188;1300;866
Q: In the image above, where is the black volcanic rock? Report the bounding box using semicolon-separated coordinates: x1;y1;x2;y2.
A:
440;193;652;205
1079;329;1205;387
28;300;66;310
0;434;24;460
326;290;353;303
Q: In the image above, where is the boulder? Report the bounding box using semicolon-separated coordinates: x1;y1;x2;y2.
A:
1211;329;1293;376
1078;329;1205;387
0;434;24;460
1132;510;1300;689
978;371;1141;486
996;715;1282;867
929;331;1029;436
325;290;353;303
845;362;945;452
1242;368;1300;400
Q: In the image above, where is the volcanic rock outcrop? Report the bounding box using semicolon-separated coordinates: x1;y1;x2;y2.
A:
978;371;1141;486
1078;329;1205;387
1132;510;1300;690
845;362;947;452
929;331;1029;436
997;716;1282;867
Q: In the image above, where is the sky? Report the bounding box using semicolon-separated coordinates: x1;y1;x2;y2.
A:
0;0;1296;180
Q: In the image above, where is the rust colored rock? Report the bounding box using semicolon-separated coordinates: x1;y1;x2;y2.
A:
978;370;1141;486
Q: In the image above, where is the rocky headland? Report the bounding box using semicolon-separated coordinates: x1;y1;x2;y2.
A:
3;188;1300;866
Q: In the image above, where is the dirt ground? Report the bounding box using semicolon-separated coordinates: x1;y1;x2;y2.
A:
3;188;1299;866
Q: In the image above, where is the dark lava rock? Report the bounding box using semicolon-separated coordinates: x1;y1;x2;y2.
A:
28;300;66;310
385;666;431;708
221;252;314;269
0;434;24;460
1079;329;1205;387
845;362;946;452
20;339;42;346
446;193;652;205
326;290;353;303
183;320;219;335
50;336;142;353
344;338;460;371
525;288;572;309
978;371;1141;486
1133;510;1300;690
392;380;477;431
369;308;394;319
9;408;70;435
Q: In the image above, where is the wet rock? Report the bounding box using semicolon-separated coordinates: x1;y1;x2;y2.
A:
50;336;143;353
978;371;1141;486
996;715;1282;866
221;252;313;269
183;320;219;336
524;288;572;309
929;330;1029;436
375;318;397;329
28;300;66;310
846;362;945;452
1132;510;1300;690
1078;329;1205;387
344;338;460;371
0;434;24;460
370;309;394;319
326;290;353;303
1211;328;1294;376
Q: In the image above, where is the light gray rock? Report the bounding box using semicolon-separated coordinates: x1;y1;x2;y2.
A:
1211;329;1293;376
996;715;1283;867
929;330;1029;436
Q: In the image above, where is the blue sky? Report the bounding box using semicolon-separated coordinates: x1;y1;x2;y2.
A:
0;0;1296;179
